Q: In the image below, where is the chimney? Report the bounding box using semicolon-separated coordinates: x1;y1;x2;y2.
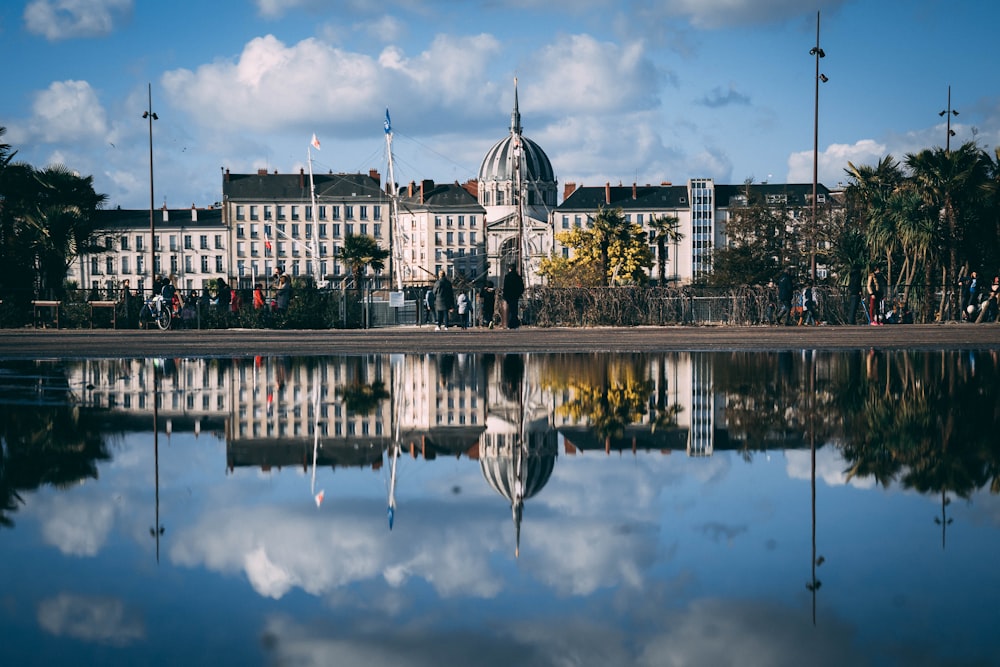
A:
299;168;305;189
162;208;169;223
563;182;576;201
257;168;267;175
660;181;672;186
632;183;637;200
408;181;416;198
224;168;230;182
461;179;478;199
369;168;381;187
191;205;198;222
421;179;434;204
605;182;611;205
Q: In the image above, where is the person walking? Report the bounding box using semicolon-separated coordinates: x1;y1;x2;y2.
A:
775;268;793;326
502;264;525;329
432;270;455;330
478;280;496;328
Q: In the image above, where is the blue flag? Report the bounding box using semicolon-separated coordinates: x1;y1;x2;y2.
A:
384;108;391;135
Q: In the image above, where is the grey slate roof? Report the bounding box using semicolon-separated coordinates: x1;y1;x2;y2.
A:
557;182;833;212
223;172;386;202
398;182;484;211
93;207;224;230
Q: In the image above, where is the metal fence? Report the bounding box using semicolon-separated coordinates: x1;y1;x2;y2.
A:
0;283;991;329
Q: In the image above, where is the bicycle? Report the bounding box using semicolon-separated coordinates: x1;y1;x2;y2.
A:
138;295;172;330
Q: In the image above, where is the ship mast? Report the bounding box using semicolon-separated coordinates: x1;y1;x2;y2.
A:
384;109;403;291
512;79;526;281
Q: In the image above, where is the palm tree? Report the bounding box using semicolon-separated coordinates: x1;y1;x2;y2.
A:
905;142;990;319
648;214;682;284
340;233;389;289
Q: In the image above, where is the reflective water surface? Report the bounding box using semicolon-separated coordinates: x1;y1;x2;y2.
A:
2;350;999;666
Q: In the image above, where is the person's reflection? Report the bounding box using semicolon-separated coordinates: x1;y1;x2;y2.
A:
500;353;524;401
437;354;456;387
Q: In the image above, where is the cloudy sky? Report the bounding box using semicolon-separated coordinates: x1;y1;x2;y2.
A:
2;0;998;210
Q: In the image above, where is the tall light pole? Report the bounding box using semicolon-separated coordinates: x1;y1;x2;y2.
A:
939;85;959;154
809;11;828;283
143;83;158;292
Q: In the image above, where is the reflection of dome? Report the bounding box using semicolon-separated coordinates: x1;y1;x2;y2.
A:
479;444;555;502
479;134;554;183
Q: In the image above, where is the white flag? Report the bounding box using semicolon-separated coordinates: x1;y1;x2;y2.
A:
311;134;321;150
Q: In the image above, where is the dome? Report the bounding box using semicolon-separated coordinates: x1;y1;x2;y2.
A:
480;443;555;502
477;80;555;184
478;134;555;183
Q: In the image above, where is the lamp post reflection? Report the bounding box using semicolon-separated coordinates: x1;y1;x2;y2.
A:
149;361;164;563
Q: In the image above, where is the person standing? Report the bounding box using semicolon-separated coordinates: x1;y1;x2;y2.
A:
253;283;266;310
432;270;455;330
275;274;291;313
867;267;885;325
478;280;496;328
118;279;135;328
775;268;793;326
846;266;863;324
502;264;525;329
456;290;470;329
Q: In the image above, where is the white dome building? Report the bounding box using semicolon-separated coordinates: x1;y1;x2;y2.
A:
479;81;557;288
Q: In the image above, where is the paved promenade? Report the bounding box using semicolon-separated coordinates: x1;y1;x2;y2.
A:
0;323;998;358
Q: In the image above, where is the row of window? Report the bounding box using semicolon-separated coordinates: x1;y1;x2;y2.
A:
91;255;226;275
236;223;383;239
235;204;381;222
108;234;225;251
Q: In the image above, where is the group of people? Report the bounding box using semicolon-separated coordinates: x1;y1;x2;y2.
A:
425;264;524;331
960;270;1000;322
115;268;293;329
771;268;819;326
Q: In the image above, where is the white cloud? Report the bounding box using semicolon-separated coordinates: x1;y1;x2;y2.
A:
37;593;145;646
526;34;661;115
12;80;111;147
161;33;502;134
787;138;886;187
38;493;117;556
784;447;876;490
24;0;132;41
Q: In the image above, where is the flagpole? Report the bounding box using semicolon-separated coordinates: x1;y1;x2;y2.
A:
308;145;318;282
384;109;402;291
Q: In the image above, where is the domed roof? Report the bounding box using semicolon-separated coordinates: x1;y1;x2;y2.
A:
480;445;555;502
478;82;555;184
478;135;555;183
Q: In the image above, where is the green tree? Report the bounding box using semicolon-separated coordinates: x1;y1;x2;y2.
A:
905;142;992;318
648;214;682;285
0;129;107;296
539;206;651;287
710;181;796;286
340;233;389;288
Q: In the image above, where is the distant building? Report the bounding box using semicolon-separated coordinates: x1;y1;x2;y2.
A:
69;206;226;296
222;167;388;287
479;81;558;287
553;179;835;284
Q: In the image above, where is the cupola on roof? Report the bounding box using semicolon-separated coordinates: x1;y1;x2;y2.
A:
478;83;555;184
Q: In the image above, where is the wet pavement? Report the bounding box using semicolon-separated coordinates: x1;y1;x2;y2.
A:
1;323;998;358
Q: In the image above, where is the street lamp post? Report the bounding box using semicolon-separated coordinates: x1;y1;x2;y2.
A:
143;83;158;292
809;11;828;284
939;85;959;154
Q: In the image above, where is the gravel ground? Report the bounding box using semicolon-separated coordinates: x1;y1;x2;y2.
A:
1;323;998;358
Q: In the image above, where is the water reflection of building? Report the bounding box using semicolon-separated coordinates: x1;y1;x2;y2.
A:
66;353;731;464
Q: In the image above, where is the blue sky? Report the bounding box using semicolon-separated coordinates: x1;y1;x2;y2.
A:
2;0;998;210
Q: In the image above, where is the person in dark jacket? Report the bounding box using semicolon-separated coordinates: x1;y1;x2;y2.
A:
502;264;525;329
775;268;793;326
432;271;455;330
846;266;863;324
